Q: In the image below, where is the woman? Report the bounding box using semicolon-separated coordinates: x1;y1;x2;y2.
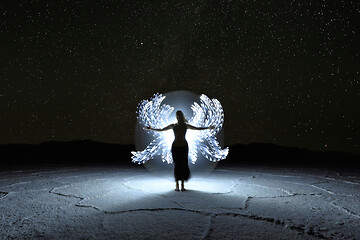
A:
146;111;214;191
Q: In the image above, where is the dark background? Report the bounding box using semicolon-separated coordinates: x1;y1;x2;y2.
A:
1;1;359;154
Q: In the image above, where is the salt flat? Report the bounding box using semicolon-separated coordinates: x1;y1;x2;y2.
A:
0;165;359;239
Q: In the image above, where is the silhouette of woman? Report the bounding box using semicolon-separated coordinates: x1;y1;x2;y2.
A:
146;111;214;191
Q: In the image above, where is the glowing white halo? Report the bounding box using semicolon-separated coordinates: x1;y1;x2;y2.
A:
132;90;228;175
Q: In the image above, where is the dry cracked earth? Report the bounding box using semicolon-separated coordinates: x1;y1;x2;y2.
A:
0;165;359;239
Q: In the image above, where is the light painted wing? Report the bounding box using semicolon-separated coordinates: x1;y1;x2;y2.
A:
187;94;229;164
131;93;174;164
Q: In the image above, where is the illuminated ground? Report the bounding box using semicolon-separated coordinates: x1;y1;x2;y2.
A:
0;165;359;239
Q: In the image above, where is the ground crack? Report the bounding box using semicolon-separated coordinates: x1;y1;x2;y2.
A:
75;203;100;211
331;202;360;219
2;181;31;188
310;181;337;195
49;187;101;211
311;184;358;198
156;193;185;208
202;214;216;240
0;191;9;199
244;196;252;210
49;187;83;200
110;205;331;240
57;201;332;240
214;212;330;239
256;193;320;199
103;207;212;216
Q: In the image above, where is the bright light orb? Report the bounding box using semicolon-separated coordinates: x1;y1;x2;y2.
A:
133;90;228;177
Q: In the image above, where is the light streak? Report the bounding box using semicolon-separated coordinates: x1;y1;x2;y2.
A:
131;93;229;165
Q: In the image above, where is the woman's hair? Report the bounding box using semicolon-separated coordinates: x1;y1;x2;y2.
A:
176;111;187;123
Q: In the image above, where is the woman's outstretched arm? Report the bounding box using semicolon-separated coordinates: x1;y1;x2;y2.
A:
145;124;174;131
186;124;215;130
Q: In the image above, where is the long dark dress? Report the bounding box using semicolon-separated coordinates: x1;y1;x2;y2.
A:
172;124;191;181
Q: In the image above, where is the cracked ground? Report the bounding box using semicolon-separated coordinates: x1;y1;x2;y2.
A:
0;165;359;239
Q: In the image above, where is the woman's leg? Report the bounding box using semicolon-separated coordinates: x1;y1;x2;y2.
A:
175;180;179;191
181;180;186;191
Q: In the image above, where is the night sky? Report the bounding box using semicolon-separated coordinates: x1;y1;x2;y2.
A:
1;1;359;154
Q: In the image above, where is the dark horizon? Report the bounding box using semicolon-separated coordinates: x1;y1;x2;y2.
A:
1;139;359;173
1;138;359;157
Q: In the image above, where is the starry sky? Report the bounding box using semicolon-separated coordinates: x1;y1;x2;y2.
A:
1;0;359;154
